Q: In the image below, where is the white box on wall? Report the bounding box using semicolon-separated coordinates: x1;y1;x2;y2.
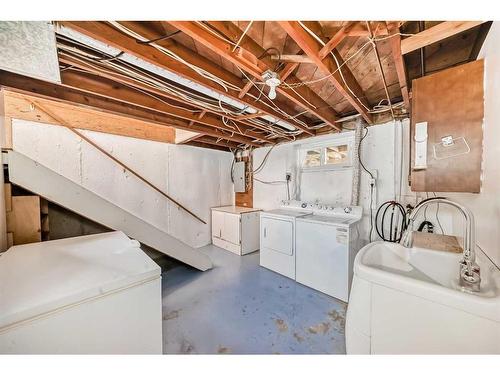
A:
234;161;246;192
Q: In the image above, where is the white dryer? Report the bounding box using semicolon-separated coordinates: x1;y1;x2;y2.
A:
295;206;362;302
259;201;312;279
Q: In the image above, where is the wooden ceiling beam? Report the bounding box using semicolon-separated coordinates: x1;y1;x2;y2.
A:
280;62;300;81
278;21;373;124
168;21;340;131
194;135;241;149
59;22;309;136
59;52;286;142
0;69;260;146
387;22;411;110
318;21;356;60
401;21;486;55
58;63;271;143
186;140;230;152
270;54;314;63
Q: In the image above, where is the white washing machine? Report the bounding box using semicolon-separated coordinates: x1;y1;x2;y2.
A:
296;206;362;302
259;201;312;279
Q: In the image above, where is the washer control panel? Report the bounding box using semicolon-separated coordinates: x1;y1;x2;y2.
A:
280;200;361;219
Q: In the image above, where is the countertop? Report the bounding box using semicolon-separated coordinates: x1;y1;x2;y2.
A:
413;232;463;254
211;205;262;214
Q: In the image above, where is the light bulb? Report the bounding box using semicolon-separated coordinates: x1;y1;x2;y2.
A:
268;85;277;100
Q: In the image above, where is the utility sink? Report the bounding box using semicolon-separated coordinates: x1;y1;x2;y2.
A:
346;241;500;354
359;242;499;299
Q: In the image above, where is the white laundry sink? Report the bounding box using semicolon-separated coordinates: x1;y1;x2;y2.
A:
345;241;500;354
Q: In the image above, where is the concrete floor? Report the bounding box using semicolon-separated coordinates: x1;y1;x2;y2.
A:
161;245;347;354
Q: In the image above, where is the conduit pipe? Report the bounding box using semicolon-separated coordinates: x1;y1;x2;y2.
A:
351;117;363;206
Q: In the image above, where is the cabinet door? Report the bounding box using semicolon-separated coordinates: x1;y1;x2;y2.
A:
222;213;241;245
211;211;224;238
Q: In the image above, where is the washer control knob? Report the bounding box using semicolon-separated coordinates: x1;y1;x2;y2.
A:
301;202;307;208
344;206;352;214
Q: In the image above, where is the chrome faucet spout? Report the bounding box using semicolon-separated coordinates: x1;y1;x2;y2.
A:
400;198;480;292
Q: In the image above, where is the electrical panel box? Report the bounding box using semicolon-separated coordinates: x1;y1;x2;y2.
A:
234;161;246;193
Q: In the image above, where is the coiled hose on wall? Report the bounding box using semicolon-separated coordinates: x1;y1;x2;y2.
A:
375;201;407;243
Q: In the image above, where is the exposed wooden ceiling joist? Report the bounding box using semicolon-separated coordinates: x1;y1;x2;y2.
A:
270;54;314;64
58;62;271;143
278;21;373;124
59;21;312;136
0;69;259;146
193;135;241;149
318;21;357;60
168;21;340;131
58;52;284;143
186;140;230;152
386;22;410;110
401;21;486;55
2;89;175;144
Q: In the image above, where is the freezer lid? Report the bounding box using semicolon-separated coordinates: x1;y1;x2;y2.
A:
0;231;160;330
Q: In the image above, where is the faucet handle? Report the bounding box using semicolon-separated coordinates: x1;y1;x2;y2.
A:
459;260;481;292
459;259;480;275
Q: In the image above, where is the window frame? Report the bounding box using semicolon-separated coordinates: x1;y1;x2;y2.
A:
298;137;354;172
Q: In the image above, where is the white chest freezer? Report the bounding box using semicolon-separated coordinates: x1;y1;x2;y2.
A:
0;231;162;354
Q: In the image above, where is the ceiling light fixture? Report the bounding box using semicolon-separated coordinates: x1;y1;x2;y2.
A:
261;70;281;100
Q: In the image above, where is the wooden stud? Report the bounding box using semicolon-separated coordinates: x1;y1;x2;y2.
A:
270;54;314;63
318;21;356;60
60;69;271;143
401;21;486;55
387;22;411;110
169;21;339;131
4;91;175;143
278;21;373;124
59;52;283;143
0;69;261;146
59;21;312;135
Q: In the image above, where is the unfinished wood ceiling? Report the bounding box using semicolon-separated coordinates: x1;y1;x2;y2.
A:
2;21;491;152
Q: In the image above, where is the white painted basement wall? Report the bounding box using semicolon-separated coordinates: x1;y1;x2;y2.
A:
11;119;234;248
253;119;447;244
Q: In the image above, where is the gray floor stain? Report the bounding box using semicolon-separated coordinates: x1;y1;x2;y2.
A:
163;309;181;321
328;309;346;333
308;322;331;334
162;245;347;354
275;318;288;333
180;339;195;354
217;346;231;354
293;332;305;342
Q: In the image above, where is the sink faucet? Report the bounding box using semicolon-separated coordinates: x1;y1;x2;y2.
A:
400;198;481;292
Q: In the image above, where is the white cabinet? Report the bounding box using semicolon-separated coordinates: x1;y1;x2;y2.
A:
211;206;261;255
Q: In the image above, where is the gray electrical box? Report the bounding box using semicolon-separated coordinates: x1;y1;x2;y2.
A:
234;161;246;192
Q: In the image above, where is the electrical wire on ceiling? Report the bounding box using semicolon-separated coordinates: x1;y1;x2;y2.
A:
108;21;240;93
57;39;301;141
235;65;312;131
232;21;253;52
280;32;414;90
281;22;413;116
296;21;371;112
105;22;313;136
